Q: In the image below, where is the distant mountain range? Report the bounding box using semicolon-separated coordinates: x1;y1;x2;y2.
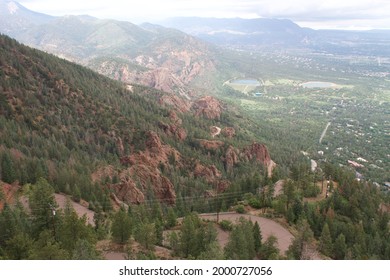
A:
160;17;390;56
0;0;217;95
160;17;311;46
1;0;390;95
0;0;54;34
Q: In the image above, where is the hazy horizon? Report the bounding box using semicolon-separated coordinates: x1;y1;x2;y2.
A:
15;0;390;30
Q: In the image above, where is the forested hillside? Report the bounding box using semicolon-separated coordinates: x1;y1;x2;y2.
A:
0;34;389;260
0;34;274;259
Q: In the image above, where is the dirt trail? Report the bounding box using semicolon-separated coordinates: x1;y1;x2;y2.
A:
54;193;95;226
200;212;293;255
211;126;221;138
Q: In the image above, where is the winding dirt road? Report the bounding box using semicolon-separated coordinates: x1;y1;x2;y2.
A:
211;126;221;138
200;212;293;255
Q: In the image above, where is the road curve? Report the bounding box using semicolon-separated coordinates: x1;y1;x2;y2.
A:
199;212;293;255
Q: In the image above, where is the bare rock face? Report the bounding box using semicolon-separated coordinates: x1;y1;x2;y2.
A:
159;122;187;141
176;128;187;141
191;96;222;119
168;110;182;125
120;131;182;168
242;142;272;166
125;165;176;204
216;180;230;193
145;130;162;152
0;182;20;211
118;131;180;204
159;94;191;113
199;139;225;150
224;145;240;172
110;179;145;204
193;161;222;182
222;127;236;138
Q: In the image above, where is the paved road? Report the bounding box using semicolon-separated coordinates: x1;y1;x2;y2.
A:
319;122;331;144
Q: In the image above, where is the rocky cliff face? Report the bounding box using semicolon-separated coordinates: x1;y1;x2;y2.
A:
158;110;187;141
0;181;20;211
191;96;223;119
224;145;240;173
122;164;176;204
222;127;236;138
159;94;191;113
120;131;182;169
199;139;225;150
109;179;145;204
193;161;222;182
242;142;272;166
112;131;181;204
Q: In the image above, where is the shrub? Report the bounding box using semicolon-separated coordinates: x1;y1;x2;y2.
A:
219;220;233;231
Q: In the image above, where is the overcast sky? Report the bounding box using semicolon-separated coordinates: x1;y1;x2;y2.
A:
19;0;390;30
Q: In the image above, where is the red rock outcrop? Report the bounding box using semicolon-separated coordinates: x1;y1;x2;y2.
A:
159;94;191;113
222;127;236;138
224;145;240;172
117;131;180;204
241;142;272;166
109;179;145;204
0;182;20;211
191;96;223;119
123;164;176;204
168;110;182;125
193;161;222;182
216;180;230;193
120;131;182;169
199;139;225;150
158;121;187;141
176;128;187;141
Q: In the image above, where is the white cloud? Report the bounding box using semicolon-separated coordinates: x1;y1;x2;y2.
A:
19;0;390;29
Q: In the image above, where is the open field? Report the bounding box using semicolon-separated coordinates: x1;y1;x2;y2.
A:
224;78;263;94
218;50;390;184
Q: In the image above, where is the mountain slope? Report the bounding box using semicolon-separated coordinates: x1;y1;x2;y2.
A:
0;0;54;34
0;34;274;210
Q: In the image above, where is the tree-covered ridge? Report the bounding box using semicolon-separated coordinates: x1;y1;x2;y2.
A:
0;33;271;206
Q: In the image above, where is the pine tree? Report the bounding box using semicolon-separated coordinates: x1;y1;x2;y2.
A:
29;178;56;236
319;223;333;257
166;207;177;228
224;218;255;259
287;219;315;259
253;221;262;254
333;233;347;260
58;200;95;253
111;208;132;244
260;235;280;260
5;233;33;260
134;223;157;251
29;230;68;260
1;152;16;184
